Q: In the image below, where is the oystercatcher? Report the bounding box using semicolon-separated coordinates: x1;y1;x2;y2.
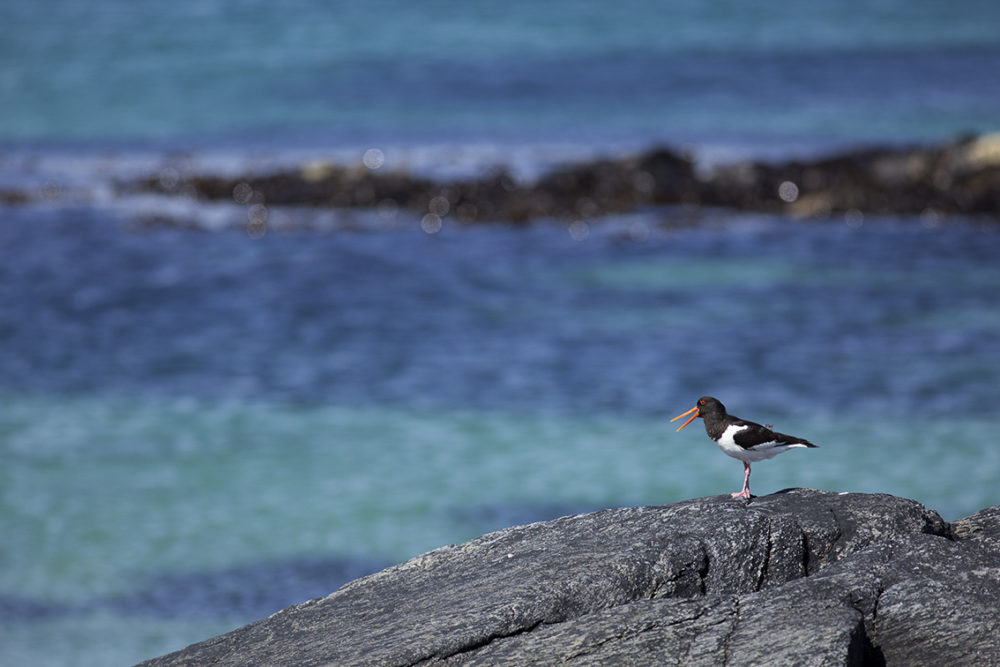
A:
671;396;817;499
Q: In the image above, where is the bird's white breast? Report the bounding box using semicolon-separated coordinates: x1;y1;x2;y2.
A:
714;424;806;462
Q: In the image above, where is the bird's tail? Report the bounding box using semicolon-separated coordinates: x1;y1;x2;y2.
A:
776;432;818;448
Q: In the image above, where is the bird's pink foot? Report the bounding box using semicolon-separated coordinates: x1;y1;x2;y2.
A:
730;489;752;499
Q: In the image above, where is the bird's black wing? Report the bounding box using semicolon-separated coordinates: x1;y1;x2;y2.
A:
732;419;818;449
730;419;782;449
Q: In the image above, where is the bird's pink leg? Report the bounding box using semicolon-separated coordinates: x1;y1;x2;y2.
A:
731;462;752;499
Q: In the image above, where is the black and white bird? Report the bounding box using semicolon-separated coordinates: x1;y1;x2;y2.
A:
671;396;817;499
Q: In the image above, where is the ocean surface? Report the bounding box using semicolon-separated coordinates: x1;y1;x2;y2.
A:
3;1;1000;665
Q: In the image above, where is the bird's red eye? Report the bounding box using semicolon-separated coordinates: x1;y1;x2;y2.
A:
699;399;706;405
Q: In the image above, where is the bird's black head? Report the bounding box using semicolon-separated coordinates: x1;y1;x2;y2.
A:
671;396;727;431
695;396;726;417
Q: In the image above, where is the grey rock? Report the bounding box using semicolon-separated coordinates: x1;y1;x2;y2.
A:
951;504;1000;549
446;586;868;666
139;489;1000;667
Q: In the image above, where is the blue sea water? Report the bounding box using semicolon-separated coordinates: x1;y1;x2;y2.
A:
2;1;1000;665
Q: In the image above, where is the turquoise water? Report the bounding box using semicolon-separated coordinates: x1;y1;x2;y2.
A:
2;212;999;665
3;391;1000;665
3;1;1000;665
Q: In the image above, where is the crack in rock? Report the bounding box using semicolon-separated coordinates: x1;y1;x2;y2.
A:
416;619;546;665
722;595;741;667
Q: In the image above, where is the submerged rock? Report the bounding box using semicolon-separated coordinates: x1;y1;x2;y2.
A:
706;133;1000;218
133;147;704;225
138;489;1000;666
129;134;1000;226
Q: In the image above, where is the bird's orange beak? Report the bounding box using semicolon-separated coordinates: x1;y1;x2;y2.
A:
670;406;700;432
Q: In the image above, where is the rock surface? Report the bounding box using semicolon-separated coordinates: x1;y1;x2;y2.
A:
138;489;1000;666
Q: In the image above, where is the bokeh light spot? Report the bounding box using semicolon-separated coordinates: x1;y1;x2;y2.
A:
845;208;864;228
363;148;385;170
421;213;442;234
568;220;590;241
158;167;180;191
921;208;943;228
628;220;650;242
428;195;450;217
41;181;63;201
233;182;254;205
246;221;267;239
778;180;800;203
377;198;399;219
246;204;269;239
576;197;599;218
456;202;479;221
633;171;656;196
